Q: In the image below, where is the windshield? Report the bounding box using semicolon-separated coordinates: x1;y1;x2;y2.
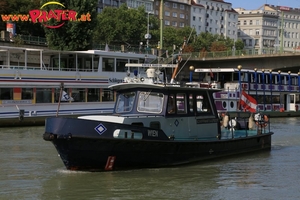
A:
137;91;164;113
115;92;136;113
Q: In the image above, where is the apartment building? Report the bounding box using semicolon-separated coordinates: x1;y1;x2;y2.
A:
235;4;300;53
97;0;127;12
154;0;191;29
190;0;238;40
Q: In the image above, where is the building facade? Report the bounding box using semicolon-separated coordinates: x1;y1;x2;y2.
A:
190;0;238;40
154;0;191;29
235;4;300;53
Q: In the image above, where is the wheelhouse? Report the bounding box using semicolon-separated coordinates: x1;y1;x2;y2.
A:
112;85;218;117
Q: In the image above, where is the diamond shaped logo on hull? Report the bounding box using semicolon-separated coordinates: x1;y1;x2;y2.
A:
95;123;107;135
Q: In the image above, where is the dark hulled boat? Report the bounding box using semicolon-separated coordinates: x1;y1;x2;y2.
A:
44;61;273;172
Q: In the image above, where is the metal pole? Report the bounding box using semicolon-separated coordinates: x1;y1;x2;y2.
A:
280;11;284;54
147;12;149;50
270;70;272;110
262;69;265;110
288;71;291;92
159;0;163;50
278;70;281;109
56;82;64;117
255;68;257;101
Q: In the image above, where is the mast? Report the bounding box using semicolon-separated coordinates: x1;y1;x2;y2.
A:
159;0;163;50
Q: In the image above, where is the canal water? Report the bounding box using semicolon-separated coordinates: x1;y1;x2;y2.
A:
0;118;299;200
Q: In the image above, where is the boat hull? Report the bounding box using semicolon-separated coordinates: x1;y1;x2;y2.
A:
44;117;273;172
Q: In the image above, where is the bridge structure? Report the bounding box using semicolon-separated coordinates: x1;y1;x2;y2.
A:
180;51;300;74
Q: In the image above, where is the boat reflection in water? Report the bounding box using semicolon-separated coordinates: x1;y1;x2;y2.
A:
44;56;274;172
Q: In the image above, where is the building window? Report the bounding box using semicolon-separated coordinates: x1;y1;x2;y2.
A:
180;5;185;10
173;3;177;8
172;21;177;27
250;20;253;25
180;14;184;19
165;11;170;16
173;12;177;17
255;29;259;35
165;20;170;25
179;22;184;27
243;20;247;25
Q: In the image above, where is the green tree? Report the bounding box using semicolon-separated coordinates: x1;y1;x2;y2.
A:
193;32;219;52
93;5;156;49
42;0;97;50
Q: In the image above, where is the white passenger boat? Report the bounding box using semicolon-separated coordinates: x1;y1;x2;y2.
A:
0;45;157;125
192;67;300;114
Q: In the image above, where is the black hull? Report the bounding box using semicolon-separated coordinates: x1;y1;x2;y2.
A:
44;117;273;171
48;135;272;172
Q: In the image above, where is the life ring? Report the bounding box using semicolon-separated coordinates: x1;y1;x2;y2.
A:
254;114;268;128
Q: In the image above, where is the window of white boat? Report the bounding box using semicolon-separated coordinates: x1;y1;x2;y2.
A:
0;88;13;100
36;88;51;103
116;59;128;72
102;89;114;101
116;92;136;113
127;59;139;73
22;88;33;100
72;88;85;102
137;91;164;113
87;89;100;102
102;58;114;72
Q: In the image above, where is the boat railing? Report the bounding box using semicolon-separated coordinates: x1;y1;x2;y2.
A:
223;113;271;139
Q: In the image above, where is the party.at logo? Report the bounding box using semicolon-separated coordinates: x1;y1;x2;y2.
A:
1;1;91;29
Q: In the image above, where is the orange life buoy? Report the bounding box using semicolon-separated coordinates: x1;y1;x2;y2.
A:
255;115;268;128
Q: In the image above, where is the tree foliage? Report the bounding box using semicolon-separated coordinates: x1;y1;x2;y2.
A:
93;5;159;49
42;0;97;50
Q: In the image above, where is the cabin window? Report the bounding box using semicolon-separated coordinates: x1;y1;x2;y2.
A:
116;92;136;113
36;88;52;103
176;93;186;114
102;57;114;72
72;88;86;102
196;94;212;114
167;94;176;114
87;88;99;102
116;59;128;72
102;89;114;101
137;91;164;113
189;94;194;112
0;88;13;100
22;88;33;100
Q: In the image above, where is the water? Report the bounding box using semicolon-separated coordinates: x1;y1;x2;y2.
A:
0;118;299;200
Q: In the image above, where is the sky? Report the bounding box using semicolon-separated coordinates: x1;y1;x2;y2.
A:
229;0;300;10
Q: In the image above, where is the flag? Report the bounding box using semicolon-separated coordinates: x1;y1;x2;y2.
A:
240;91;257;113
